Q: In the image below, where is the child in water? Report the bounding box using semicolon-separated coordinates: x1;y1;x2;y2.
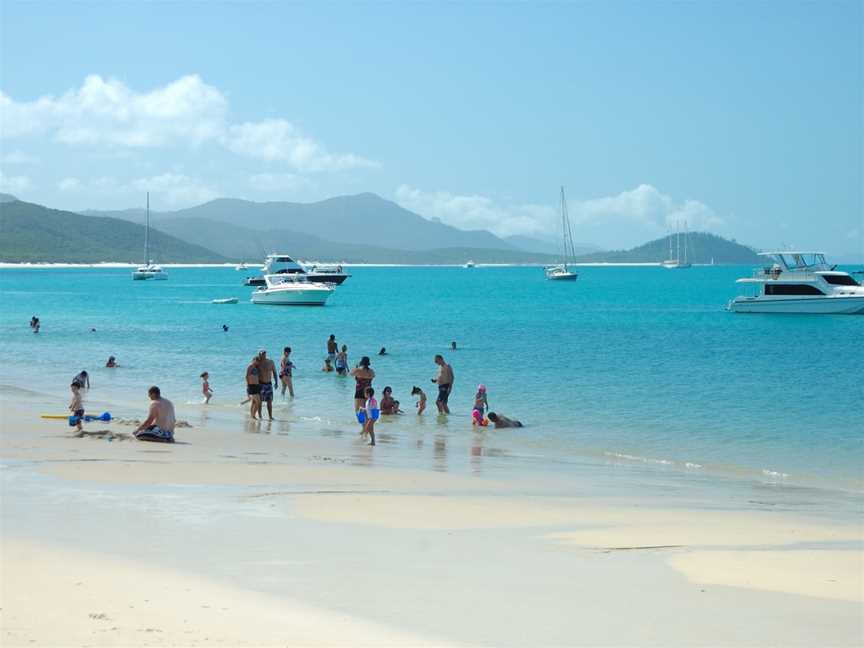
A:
411;386;427;415
472;384;488;425
200;372;213;404
69;382;84;432
335;345;349;375
363;386;377;446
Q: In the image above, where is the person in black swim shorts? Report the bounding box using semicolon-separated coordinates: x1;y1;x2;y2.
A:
245;356;261;419
432;354;454;414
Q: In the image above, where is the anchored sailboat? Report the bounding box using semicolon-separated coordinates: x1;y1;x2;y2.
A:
661;220;692;269
132;193;168;280
545;187;579;281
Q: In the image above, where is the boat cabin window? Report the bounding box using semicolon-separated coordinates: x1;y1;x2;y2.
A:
821;274;860;287
764;284;825;296
777;253;827;271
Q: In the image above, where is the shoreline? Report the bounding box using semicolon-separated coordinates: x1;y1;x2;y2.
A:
2;389;862;646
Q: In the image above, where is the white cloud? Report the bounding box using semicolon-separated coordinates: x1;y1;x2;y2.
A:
0;171;32;193
0;75;226;147
395;183;726;246
226;119;377;171
575;184;724;232
248;172;312;192
0;150;39;165
130;173;219;206
394;185;556;238
58;177;82;191
0;75;375;172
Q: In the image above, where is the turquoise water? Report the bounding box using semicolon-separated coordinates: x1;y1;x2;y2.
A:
1;265;862;492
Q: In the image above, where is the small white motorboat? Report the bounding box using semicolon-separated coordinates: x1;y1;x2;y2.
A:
464;260;476;268
728;252;864;314
212;297;238;304
235;262;247;271
251;274;334;306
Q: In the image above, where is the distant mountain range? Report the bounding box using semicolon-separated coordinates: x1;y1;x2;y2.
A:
0;199;225;263
1;192;765;265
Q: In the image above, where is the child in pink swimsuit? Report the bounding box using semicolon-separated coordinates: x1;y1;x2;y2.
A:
200;372;213;404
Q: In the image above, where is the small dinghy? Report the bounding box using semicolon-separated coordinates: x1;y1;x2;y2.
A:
212;297;239;304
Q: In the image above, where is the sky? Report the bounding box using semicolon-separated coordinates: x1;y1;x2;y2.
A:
0;1;861;255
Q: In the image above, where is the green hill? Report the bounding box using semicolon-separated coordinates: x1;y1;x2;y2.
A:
0;199;226;263
574;232;760;264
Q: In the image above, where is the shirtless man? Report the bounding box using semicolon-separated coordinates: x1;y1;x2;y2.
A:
133;386;176;442
257;349;278;420
487;412;523;428
432;354;454;414
246;356;261;419
326;334;338;365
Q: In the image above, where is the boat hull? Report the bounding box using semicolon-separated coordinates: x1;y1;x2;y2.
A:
546;272;579;281
251;290;331;306
729;295;864;314
244;273;348;286
132;272;168;280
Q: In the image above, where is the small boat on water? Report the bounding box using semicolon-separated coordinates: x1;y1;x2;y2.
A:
212;297;238;304
235;262;247;271
728;251;864;314
132;193;168;281
244;255;350;286
250;274;334;306
545;187;578;281
464;260;476;268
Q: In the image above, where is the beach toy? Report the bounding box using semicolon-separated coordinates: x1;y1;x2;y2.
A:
42;411;112;423
212;297;238;304
369;408;380;422
356;410;367;424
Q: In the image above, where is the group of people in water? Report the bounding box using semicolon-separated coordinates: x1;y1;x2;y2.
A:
63;330;520;448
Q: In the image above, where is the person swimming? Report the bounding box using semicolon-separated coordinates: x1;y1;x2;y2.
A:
378;347;387;356
106;356;117;368
380;386;400;415
487;412;523;428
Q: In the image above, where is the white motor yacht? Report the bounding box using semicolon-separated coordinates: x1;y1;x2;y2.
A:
251;274;334;306
464;260;476;268
244;254;350;286
728;252;864;314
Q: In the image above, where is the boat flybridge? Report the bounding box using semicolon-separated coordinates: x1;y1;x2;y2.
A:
132;193;167;280
250;274;334;306
243;254;350;286
545;187;579;281
728;252;864;314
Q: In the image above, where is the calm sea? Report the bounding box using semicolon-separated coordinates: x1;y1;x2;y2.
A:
1;265;862;494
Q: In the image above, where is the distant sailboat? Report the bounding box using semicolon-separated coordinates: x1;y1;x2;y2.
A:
545;187;579;281
132;193;168;280
661;220;691;269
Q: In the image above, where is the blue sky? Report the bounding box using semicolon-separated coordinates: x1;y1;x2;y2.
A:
1;1;861;254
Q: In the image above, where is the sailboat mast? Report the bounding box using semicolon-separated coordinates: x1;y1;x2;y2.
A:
144;192;150;265
560;187;567;269
684;220;688;265
676;221;680;264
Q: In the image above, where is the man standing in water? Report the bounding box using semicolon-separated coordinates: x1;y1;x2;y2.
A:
245;356;261;419
432;354;454;414
257;349;278;420
326;334;338;365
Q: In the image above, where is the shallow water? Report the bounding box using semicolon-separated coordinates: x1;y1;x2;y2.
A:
1;265;862;493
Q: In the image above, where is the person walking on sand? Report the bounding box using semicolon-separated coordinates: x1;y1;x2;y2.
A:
280;347;295;397
133;386;176;443
326;334;338;365
73;370;90;389
69;381;84;433
200;372;213;404
257;349;278;421
350;356;375;412
432;354;454;414
246;356;261;419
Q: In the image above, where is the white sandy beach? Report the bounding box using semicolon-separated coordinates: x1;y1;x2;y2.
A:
1;389;862;647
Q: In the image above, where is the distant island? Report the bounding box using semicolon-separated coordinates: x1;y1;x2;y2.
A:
1;192;761;264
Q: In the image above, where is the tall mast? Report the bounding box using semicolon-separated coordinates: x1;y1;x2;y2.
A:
676;220;680;264
144;192;150;265
560;186;576;270
560;186;567;269
684;220;688;264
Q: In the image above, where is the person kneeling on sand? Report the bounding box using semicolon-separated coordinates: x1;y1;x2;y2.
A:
133;386;176;443
487;412;523;428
